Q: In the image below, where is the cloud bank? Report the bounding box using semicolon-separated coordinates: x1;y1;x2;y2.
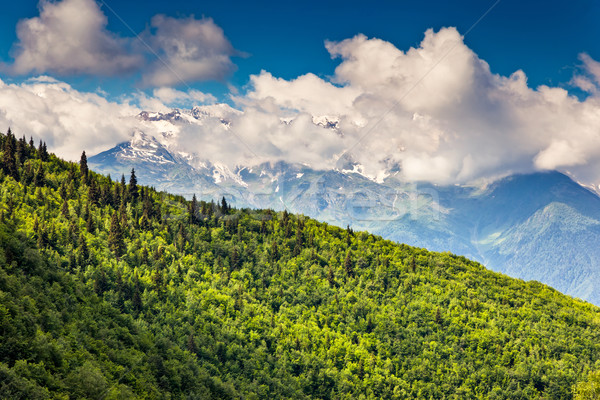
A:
1;26;600;189
235;28;600;186
4;0;237;86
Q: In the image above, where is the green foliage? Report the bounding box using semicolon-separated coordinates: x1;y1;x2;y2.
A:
574;370;600;400
1;130;600;399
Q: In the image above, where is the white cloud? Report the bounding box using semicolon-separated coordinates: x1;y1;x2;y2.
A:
236;28;600;186
7;0;142;76
4;0;236;86
0;78;139;158
3;27;600;190
140;15;237;87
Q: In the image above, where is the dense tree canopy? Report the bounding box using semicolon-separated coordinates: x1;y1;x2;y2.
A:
1;130;600;399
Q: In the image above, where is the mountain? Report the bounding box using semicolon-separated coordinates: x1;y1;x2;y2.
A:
4;130;600;399
90;120;600;306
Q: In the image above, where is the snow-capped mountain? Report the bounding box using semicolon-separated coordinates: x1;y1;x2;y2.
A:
89;108;600;306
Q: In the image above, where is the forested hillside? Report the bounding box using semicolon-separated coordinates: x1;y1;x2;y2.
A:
1;129;600;399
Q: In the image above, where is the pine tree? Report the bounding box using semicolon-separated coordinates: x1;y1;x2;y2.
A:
120;174;128;203
270;241;279;263
61;198;69;218
16;136;26;165
40;142;49;161
33;164;45;187
294;221;303;256
129;168;138;201
344;250;354;277
230;246;239;270
94;268;108;295
79;151;88;183
79;234;89;263
131;274;143;312
88;178;99;205
108;212;125;258
221;196;228;214
140;209;150;231
86;209;94;232
190;194;199;225
2;128;18;179
113;183;121;207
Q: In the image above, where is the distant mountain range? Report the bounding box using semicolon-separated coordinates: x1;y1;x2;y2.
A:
89;107;600;305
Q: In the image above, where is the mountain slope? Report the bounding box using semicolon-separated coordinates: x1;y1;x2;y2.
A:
90;133;600;305
4;130;600;399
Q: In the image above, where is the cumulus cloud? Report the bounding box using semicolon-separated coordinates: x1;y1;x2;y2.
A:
7;0;142;76
3;26;600;190
0;77;140;158
141;15;237;87
235;28;600;186
4;0;237;85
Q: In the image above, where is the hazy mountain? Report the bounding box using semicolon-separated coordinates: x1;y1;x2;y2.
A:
89;111;600;305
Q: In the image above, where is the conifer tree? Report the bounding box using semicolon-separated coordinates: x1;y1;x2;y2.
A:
108;212;125;258
120;174;128;203
2;128;18;179
231;246;239;270
221;196;228;214
129;168;138;201
344;250;354;277
86;209;94;232
61;198;69;218
16;136;26;165
40;142;48;161
79;151;88;182
33;164;45;187
190;194;199;224
140;209;150;231
88;178;99;205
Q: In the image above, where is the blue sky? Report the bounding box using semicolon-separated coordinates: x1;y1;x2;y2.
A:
0;0;598;99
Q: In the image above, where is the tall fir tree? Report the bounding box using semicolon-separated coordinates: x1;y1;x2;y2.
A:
221;196;228;214
108;212;126;258
33;164;45;187
129;168;138;201
79;151;88;183
190;194;199;224
2;128;18;179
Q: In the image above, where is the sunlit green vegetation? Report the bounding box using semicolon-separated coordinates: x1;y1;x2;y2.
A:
1;129;600;399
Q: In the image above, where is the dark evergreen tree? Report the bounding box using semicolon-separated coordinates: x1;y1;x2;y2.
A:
108;212;125;258
40;142;49;162
2;128;18;179
221;196;228;214
230;246;239;270
86;208;94;232
94;268;108;295
79;151;88;182
33;164;45;187
88;177;99;205
16;136;26;165
61;199;69;218
129;168;138;201
190;194;199;224
120;174;128;203
344;250;354;277
132;276;143;312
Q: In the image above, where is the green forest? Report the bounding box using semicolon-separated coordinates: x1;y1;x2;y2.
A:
1;129;600;399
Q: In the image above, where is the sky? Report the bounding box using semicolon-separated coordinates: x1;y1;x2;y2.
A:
0;0;600;188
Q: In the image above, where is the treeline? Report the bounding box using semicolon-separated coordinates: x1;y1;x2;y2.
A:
1;128;600;399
